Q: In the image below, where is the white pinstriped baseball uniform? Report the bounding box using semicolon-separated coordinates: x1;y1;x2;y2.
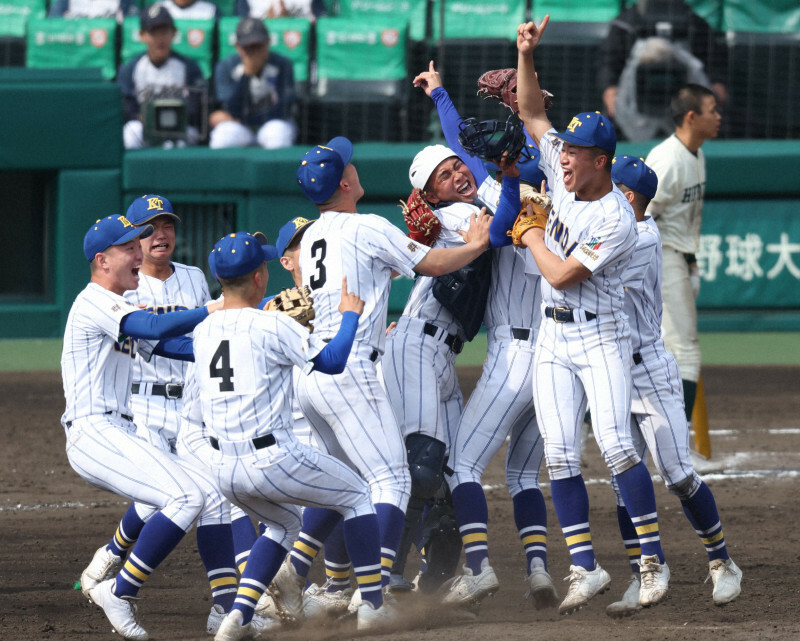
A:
126;263;210;451
533;130;640;479
295;210;429;512
382;200;475;448
621;216;694;486
449;177;547;497
61;283;205;532
193;307;375;549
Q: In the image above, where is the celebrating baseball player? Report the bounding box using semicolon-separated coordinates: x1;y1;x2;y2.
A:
63;214;226;640
193;232;402;637
409;60;559;609
514;16;670;614
604;156;741;616
287;136;492;594
645;83;722;423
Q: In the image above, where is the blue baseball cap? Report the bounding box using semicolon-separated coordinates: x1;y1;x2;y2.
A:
126;194;181;225
211;231;278;279
554;111;616;153
296;137;353;204
276;216;316;257
84;215;153;261
611;155;658;199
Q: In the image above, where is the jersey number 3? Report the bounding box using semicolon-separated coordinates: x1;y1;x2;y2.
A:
210;340;235;391
309;239;327;290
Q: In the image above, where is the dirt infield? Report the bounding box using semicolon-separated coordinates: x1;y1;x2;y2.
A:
2;366;799;641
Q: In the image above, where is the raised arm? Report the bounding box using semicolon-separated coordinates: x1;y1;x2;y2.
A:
516;16;552;145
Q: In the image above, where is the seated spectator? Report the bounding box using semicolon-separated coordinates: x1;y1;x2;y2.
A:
209;17;297;149
235;0;326;20
159;0;220;20
117;5;206;149
596;0;728;141
48;0;138;21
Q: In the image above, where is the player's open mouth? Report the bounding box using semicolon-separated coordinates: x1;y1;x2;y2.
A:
456;181;473;195
153;243;169;251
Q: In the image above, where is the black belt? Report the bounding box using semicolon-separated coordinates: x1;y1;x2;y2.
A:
66;410;133;429
322;339;378;362
633;352;642;365
511;327;531;341
423;322;464;354
683;253;697;265
544;306;597;323
209;433;276;451
131;383;184;399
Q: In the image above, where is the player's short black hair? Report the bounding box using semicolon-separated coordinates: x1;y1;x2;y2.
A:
671;84;716;127
218;264;264;291
615;182;652;210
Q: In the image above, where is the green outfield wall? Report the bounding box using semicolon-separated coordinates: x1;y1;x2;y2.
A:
1;69;799;338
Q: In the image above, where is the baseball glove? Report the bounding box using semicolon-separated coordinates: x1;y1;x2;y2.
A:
399;188;442;247
265;286;315;332
458;113;531;163
508;194;552;246
476;67;554;113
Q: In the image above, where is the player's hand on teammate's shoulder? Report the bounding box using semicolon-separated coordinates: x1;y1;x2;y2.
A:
338;276;365;316
516;15;549;54
412;60;443;97
459;208;492;249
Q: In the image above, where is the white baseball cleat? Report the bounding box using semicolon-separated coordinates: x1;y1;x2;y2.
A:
558;564;611;615
606;574;642;618
526;565;559;610
267;557;306;624
356;598;401;631
708;558;742;605
303;581;354;620
638;555;670;607
80;546;124;598
87;578;149;641
213;609;252;641
440;561;500;606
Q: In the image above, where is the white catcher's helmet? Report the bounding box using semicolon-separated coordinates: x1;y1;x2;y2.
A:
409;144;458;191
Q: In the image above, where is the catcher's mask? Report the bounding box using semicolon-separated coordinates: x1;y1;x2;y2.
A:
457;114;532;164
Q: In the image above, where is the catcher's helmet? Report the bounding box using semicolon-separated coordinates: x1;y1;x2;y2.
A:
457;114;532;164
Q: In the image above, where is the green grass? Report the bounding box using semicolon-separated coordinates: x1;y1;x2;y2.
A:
2;333;799;372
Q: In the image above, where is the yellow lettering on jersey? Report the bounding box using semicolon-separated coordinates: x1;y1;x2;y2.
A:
118;216;134;228
147;197;164;211
113;337;138;359
566;117;583;133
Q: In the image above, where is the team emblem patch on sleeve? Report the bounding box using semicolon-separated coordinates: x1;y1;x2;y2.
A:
579;245;600;261
407;241;419;252
111;304;120;312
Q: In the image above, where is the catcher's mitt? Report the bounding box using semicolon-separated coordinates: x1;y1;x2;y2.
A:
476;68;554;113
458;113;532;163
508;194;552;246
265;286;315;332
399;188;441;247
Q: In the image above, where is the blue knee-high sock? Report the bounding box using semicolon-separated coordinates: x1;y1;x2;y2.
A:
613;461;664;563
615;504;641;573
680;480;729;562
451;482;489;574
290;507;340;578
550;475;596;570
231;513;258;575
375;502;405;585
343;514;383;608
233;536;288;625
196;524;238;611
323;519;351;591
113;512;186;599
512;488;548;572
106;504;146;558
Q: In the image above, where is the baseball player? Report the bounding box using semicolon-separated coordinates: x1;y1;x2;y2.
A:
410;61;558;609
645;83;721;423
515;16;670;614
193;232;400;637
288;136;492;592
604;156;741;616
63;214;227;640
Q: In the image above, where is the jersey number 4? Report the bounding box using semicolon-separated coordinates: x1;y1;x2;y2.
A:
210;340;235;391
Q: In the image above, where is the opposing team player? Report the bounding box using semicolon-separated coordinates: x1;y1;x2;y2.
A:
193;232;397;638
645;84;721;423
410;61;558;609
63;214;224;640
290;136;492;591
605;156;741;616
515;16;670;614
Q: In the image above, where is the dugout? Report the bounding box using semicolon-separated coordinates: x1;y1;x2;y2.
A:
1;67;799;339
